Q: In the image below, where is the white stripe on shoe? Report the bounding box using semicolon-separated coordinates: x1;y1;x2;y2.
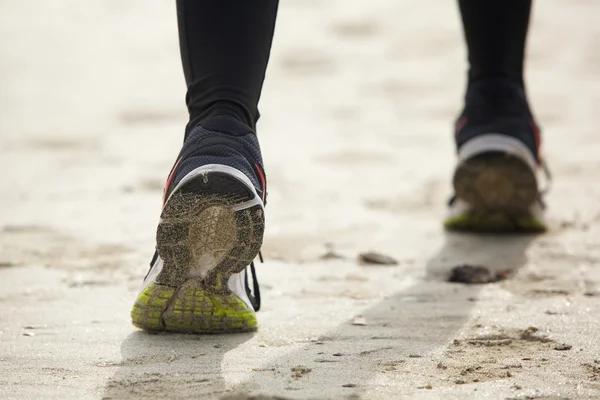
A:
457;133;537;171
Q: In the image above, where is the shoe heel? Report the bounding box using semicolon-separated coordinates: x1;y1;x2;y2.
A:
155;169;264;287
453;151;538;213
454;133;539;213
132;166;265;333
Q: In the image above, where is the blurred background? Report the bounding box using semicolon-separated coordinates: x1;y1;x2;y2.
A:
2;1;599;262
1;1;600;399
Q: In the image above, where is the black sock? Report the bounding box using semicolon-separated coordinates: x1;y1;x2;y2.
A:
458;0;532;86
176;0;279;135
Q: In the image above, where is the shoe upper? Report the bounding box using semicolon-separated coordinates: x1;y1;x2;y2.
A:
455;78;541;164
448;79;550;225
165;116;267;204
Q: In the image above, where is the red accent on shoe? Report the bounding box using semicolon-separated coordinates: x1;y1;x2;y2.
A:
529;119;542;162
455;116;468;135
255;163;266;203
163;158;182;206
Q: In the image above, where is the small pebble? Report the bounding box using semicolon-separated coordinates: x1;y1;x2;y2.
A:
554;344;572;351
358;251;398;266
448;264;507;284
320;250;345;260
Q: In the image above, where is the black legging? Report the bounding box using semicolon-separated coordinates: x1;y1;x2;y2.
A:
176;0;531;134
459;0;532;86
176;0;279;135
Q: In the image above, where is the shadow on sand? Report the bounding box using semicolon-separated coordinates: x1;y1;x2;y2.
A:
103;232;535;399
103;331;254;399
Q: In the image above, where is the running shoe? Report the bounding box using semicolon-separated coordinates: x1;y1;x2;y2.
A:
445;79;549;233
131;117;267;333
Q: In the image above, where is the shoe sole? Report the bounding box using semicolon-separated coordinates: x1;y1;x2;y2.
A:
446;134;546;233
131;165;265;333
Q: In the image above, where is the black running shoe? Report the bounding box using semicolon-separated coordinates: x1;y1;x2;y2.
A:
131;117;266;333
445;78;549;233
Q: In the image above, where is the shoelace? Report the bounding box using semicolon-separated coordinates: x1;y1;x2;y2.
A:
537;158;552;209
245;251;263;311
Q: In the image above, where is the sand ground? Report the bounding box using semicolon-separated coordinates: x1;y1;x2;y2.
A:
1;1;600;399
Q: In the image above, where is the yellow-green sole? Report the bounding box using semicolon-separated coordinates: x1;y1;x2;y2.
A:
444;212;546;233
131;280;257;334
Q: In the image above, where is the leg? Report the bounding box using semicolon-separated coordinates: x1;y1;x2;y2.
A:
446;0;546;233
177;0;279;135
132;0;279;333
458;0;532;86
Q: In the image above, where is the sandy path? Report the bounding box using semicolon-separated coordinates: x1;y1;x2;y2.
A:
1;1;600;399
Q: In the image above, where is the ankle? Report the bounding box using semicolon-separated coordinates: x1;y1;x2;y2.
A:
464;77;531;117
185;115;255;140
